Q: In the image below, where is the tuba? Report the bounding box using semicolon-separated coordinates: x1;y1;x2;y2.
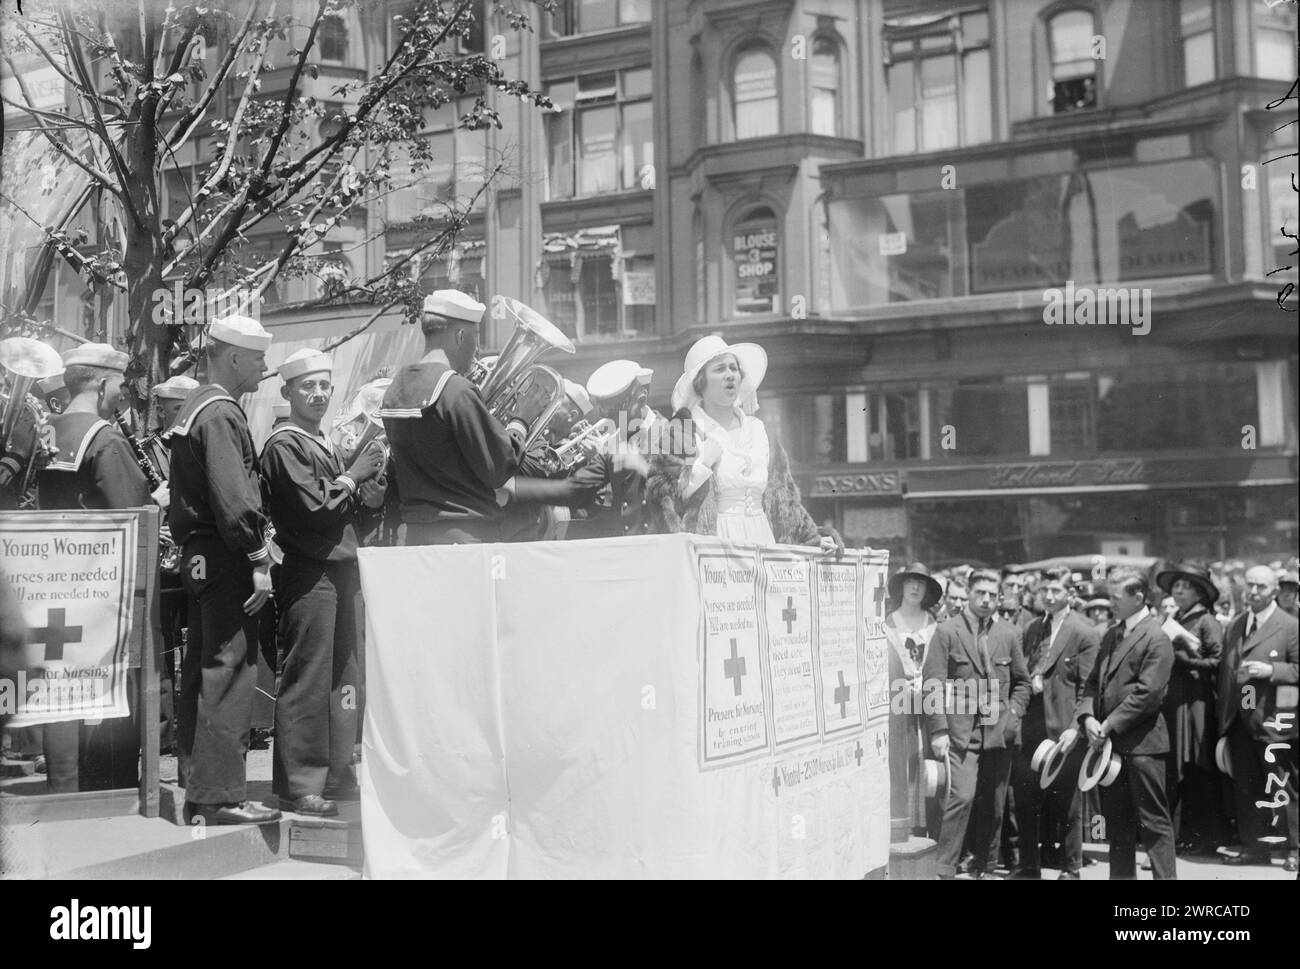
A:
472;298;575;450
1;337;63;506
331;376;393;473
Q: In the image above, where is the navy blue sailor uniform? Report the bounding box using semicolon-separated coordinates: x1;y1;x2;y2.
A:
379;357;523;545
259;423;373;801
36;410;151;793
167;384;270;805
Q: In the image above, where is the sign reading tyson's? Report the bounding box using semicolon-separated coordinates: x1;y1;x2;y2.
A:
0;512;137;725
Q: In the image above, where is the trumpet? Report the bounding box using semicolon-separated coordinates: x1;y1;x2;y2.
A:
542;417;617;475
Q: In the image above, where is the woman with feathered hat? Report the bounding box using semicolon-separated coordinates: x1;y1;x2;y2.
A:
1153;559;1225;854
647;335;839;550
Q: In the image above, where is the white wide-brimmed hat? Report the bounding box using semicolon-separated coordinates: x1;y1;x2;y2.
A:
670;335;767;413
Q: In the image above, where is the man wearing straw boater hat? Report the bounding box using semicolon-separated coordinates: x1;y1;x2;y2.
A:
379;291;525;545
36;342;161;793
168;314;280;825
1009;567;1100;879
259;349;386;816
1216;565;1298;872
1076;567;1176;878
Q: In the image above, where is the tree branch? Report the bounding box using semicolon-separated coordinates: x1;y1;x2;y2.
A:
57;9;144;229
258;0;327;181
164;0;261;156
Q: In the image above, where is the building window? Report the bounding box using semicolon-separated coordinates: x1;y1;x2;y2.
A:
545;68;653;200
868;390;923;461
386;101;487;222
764;395;847;465
1095;364;1258;452
931;378;1030;457
809;35;841;137
543;0;652;38
1254;0;1298;81
318;14;348;63
1047;9;1098;113
1179;0;1215;88
732;44;779;140
730;206;781;315
420;243;485;306
540;224;653;340
884;8;991;154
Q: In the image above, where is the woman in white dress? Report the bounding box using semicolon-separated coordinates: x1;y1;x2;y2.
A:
647;335;838;551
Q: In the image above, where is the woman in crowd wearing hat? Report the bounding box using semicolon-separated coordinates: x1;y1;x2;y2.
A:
647;335;838;550
884;563;944;840
1154;560;1225;855
1083;591;1114;629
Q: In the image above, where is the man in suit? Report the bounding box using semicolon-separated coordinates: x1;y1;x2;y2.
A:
1277;571;1299;620
1218;565;1299;872
1077;568;1176;879
1001;570;1038;632
925;568;1032;879
1010;567;1100;879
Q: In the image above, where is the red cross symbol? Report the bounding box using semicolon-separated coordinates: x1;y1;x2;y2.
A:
723;638;746;696
782;596;797;634
32;608;83;662
833;670;851;718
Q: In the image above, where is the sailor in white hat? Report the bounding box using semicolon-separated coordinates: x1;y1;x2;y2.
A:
379;290;529;545
168;313;281;826
258;348;384;816
36;342;155;795
141;375;199;479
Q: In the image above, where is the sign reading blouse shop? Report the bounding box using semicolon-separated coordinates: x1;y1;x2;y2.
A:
733;221;780;314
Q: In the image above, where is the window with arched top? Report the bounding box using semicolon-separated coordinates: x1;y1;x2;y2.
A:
730;205;781;316
1047;8;1098;113
809;35;841;137
318;14;349;63
732;44;779;140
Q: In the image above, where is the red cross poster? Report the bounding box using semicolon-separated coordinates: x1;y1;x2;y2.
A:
814;559;864;735
699;549;768;764
861;551;892;722
0;511;137;726
760;554;819;748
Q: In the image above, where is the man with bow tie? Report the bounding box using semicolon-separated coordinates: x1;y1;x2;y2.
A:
1009;567;1099;879
1217;566;1299;872
924;569;1031;879
1076;568;1176;879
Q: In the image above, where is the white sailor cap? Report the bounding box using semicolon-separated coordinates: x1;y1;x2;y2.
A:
586;359;652;402
37;371;66;395
422;290;485;326
62;342;129;372
152;375;199;400
209;314;272;352
277;348;332;382
563;379;593;416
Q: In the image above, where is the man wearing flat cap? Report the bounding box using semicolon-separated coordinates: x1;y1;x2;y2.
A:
168;314;280;825
259;349;385;816
37;342;158;793
379;291;525;545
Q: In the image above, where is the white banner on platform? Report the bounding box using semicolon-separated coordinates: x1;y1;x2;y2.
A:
358;534;890;879
0;512;137;726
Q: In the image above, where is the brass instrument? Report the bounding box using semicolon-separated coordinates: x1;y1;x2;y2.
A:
544;417;617;475
473;298;575;449
1;337;63;507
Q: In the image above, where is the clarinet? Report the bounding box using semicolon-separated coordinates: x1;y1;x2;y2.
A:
113;409;163;490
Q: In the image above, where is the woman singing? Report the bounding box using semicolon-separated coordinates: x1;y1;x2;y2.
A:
647;335;837;551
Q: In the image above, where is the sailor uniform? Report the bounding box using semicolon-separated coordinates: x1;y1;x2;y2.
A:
259;423;368;800
167;384;269;805
379;354;523;544
36;410;149;793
